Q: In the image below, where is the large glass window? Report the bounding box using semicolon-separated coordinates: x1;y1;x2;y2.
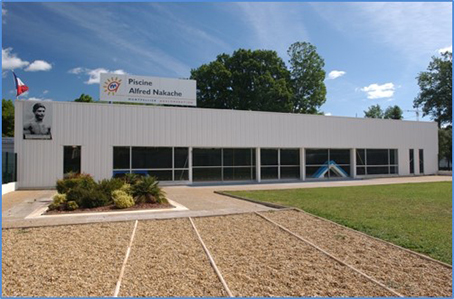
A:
113;147;189;182
356;149;398;176
260;148;300;180
192;148;256;182
64;146;81;176
306;149;350;179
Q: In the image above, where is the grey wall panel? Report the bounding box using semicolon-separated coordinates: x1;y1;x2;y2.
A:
15;100;439;188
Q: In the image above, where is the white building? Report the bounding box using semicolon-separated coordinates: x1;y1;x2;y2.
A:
15;100;437;189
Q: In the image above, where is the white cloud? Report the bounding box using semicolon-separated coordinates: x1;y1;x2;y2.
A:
68;67;85;74
324;112;332;116
2;48;29;70
42;90;49;95
2;3;7;16
438;46;452;54
360;83;395;99
26;97;52;102
328;70;346;80
25;60;52;72
69;67;127;84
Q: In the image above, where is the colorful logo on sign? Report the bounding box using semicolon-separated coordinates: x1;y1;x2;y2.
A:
103;77;122;95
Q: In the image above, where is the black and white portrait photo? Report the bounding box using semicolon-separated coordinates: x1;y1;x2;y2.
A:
23;101;52;140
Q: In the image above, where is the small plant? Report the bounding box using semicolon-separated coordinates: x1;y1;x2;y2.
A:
97;178;124;202
112;190;135;209
66;201;79;211
66;186;109;209
131;176;167;204
48;193;67;210
56;173;96;194
120;183;132;195
122;173;142;185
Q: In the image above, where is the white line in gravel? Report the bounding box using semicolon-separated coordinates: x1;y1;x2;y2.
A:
255;212;404;298
113;220;138;297
189;217;234;297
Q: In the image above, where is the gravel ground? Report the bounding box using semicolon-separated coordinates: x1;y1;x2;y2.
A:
2;222;134;297
119;218;227;297
264;209;452;297
194;213;394;297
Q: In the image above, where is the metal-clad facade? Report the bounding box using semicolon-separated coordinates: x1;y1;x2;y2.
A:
15;100;438;188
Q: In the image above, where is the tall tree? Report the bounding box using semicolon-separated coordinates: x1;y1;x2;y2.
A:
438;127;452;169
414;51;452;127
287;42;327;114
384;105;403;120
2;99;15;137
74;93;94;103
190;49;293;112
364;104;384;119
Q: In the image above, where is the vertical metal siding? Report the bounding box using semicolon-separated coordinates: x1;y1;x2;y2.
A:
15;101;439;188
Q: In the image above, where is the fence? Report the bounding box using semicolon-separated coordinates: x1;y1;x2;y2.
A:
2;152;17;184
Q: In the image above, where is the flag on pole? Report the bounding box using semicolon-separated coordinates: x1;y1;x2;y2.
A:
12;71;29;97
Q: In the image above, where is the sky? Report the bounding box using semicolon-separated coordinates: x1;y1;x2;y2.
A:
1;2;452;121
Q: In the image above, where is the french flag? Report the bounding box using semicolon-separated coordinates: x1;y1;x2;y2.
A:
13;71;29;97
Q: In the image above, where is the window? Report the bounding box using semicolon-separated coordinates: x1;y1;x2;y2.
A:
192;148;256;182
260;148;300;180
409;149;414;174
64;146;81;176
113;147;189;182
356;149;398;176
419;149;424;174
306;149;350;179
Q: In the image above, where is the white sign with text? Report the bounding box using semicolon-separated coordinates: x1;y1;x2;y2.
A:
100;73;196;106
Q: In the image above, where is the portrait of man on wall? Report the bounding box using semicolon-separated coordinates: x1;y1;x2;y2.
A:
23;101;52;140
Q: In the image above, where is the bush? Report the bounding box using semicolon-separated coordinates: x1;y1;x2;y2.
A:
112;190;135;209
56;173;96;194
122;173;142;185
120;183;132;195
48;193;67;210
66;186;109;209
97;178;124;203
66;201;79;211
131;176;167;204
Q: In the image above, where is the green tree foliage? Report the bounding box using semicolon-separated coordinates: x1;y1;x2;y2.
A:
190;49;293;112
384;105;403;120
2;99;15;137
287;42;327;114
414;51;452;127
438;127;452;169
74;93;94;103
364;104;384;119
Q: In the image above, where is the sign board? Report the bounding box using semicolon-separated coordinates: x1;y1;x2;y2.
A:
100;73;196;106
23;101;52;140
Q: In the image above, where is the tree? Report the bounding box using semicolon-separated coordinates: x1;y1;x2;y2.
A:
414;51;452;127
190;49;293;112
438;127;452;169
74;93;94;103
287;41;327;114
364;104;384;119
384;105;403;120
2;99;15;137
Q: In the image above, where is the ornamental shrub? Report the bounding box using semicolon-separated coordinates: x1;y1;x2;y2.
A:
56;173;96;194
66;186;109;209
112;190;135;209
131;176;168;204
48;193;67;210
97;178;124;203
120;183;132;195
66;201;79;211
122;173;141;185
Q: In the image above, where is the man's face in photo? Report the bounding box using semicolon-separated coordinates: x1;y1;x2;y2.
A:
34;107;45;121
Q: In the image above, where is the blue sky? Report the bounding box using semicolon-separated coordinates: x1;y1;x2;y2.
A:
1;2;452;121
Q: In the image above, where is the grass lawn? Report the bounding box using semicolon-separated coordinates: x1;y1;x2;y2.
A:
226;182;452;264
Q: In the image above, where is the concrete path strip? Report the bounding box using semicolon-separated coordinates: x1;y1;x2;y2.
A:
255;212;404;297
189;217;233;297
113;220;138;297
